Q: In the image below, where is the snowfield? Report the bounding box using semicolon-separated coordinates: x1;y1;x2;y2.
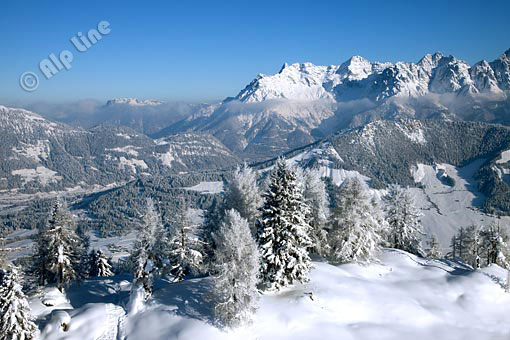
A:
183;181;224;194
34;249;510;340
410;160;510;250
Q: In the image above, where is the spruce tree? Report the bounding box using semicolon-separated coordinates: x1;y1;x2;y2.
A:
200;196;224;272
295;167;331;257
479;223;509;268
385;185;424;255
257;160;312;291
224;163;263;236
213;209;259;328
89;250;114;277
329;178;383;263
168;200;204;282
0;265;37;340
32;223;52;286
130;198;166;297
39;200;84;292
464;224;482;268
425;233;442;259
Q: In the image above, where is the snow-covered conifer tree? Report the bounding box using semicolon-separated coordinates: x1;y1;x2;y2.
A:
89;250;114;277
0;265;37;340
464;224;482;268
385;185;424;256
224;163;263;235
329;177;383;263
295;167;331;257
425;233;442;259
257;160;312;291
480;223;509;268
213;209;259;328
168;200;204;281
42;200;84;292
200;196;224;272
130;198;166;298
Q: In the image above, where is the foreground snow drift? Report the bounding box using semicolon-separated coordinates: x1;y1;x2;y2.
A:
35;250;510;340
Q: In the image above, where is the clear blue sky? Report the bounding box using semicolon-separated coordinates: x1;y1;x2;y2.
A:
1;0;509;104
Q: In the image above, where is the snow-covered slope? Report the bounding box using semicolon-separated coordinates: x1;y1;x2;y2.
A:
0;106;238;192
34;250;510;340
254;119;510;245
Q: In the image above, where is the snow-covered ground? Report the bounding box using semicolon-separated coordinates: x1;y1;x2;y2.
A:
410;160;510;251
33;249;510;340
183;181;224;194
87;231;138;263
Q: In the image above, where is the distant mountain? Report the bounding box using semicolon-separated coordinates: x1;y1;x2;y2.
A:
34;99;202;136
157;49;510;161
104;98;163;106
0;106;238;193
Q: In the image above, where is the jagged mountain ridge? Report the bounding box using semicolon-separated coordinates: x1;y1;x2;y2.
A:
236;49;510;103
157;49;510;161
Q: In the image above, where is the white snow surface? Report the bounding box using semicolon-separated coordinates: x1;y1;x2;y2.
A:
34;249;510;340
117;157;148;173
11;166;63;186
106;146;141;157
12;140;51;162
183;181;224;194
496;149;510;164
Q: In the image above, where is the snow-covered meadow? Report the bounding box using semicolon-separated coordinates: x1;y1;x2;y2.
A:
33;249;510;340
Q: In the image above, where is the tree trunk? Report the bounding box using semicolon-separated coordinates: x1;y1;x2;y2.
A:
58;263;64;293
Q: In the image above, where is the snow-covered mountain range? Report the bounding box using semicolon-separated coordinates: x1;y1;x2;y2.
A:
233;49;510;103
151;49;510;160
26;49;510;161
105;98;163;106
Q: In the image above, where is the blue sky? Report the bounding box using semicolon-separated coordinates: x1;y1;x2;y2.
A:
1;0;509;104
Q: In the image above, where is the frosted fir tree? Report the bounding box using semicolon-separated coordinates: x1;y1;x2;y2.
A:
295;167;331;257
257;160;312;291
200;196;224;270
43;200;84;292
425;233;442;259
480;223;509;268
168;200;204;282
385;185;424;256
89;250;114;277
224;163;263;236
212;209;260;328
329;178;383;263
32;220;53;286
130;198;166;298
0;265;37;340
464;224;483;268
